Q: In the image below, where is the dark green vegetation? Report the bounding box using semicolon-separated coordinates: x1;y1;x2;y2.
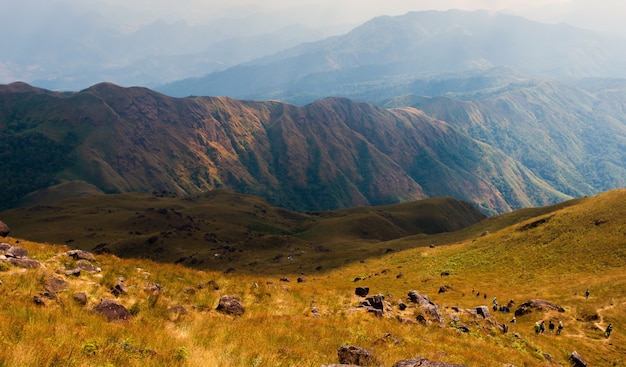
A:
0;190;486;274
3;78;625;216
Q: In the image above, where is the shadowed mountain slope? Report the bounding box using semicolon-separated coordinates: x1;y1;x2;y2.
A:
0;190;486;273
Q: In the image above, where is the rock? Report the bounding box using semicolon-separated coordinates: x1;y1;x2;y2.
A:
73;292;88;305
355;287;370;297
438;285;453;293
64;268;81;276
93;299;131;322
476;306;491;319
408;290;432;307
76;260;101;273
110;278;128;297
297;277;306;283
216;295;245;316
0;221;9;237
393;357;468;367
6;246;28;258
570;351;587;367
45;277;70;293
207;280;220;290
9;258;43;268
183;286;196;295
0;243;10;253
66;249;96;261
33;295;45;306
280;277;290;282
337;345;377;366
514;299;565;316
365;294;385;310
398;300;407;311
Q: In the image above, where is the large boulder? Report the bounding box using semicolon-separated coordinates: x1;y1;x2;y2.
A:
515;299;565;317
93;299;131;322
0;221;9;237
6;246;28;258
216;295;245;316
408;290;432;307
66;249;96;261
337;345;378;366
393;357;468;367
45;277;70;293
570;351;587;367
9;258;43;268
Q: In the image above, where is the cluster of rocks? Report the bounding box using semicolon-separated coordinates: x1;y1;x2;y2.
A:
0;242;44;268
321;345;468;367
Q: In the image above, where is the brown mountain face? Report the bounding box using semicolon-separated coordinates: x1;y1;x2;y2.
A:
0;82;568;214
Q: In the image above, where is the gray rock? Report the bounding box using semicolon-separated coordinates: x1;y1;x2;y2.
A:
393;357;468;367
6;246;28;258
515;299;565;316
45;277;70;293
476;306;491;319
93;299;131;322
9;258;43;268
216;295;245;316
73;292;88;305
337;345;377;366
0;221;9;237
570;351;587;367
66;249;96;261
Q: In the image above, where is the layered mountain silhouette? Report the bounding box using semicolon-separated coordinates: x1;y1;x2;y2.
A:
5;78;624;215
159;10;626;104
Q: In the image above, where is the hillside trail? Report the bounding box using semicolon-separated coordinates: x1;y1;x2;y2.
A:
561;299;624;341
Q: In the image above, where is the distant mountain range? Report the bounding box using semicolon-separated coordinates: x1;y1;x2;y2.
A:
2;77;625;215
159;10;626;104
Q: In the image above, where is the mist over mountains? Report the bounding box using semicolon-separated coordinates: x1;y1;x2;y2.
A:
159;10;626;104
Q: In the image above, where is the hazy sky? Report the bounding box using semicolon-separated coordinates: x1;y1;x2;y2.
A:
16;0;626;36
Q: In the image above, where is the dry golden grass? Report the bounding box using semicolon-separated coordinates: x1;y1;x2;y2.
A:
0;189;625;366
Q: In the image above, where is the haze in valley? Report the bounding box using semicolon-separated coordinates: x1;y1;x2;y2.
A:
2;0;625;90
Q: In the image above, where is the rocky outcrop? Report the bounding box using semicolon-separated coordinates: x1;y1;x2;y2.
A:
9;257;43;268
515;299;565;316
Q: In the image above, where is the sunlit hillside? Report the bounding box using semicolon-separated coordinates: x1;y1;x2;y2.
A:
0;189;624;366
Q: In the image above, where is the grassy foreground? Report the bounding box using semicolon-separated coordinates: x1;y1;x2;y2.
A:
1;189;625;366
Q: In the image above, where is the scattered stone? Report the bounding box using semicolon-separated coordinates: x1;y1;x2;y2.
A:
0;221;9;237
297;277;306;283
183;286;196;295
476;306;491;319
33;295;45;306
111;278;128;297
9;258;43;268
66;249;96;261
438;285;453;293
514;299;565;316
45;277;70;293
398;300;407;311
366;294;385;310
76;260;101;273
144;283;162;296
6;246;28;258
570;351;587;367
0;243;10;253
280;277;290;282
355;287;370;297
392;357;468;367
65;268;81;276
216;295;245;316
440;271;450;276
73;292;88;305
337;345;378;366
207;280;220;290
93;299;131;322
